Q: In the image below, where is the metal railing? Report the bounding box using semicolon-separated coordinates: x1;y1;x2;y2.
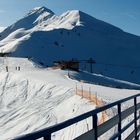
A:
13;93;140;140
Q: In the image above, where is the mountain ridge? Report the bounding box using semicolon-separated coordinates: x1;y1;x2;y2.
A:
0;6;140;84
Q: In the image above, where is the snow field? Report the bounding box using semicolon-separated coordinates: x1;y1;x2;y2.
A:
0;57;139;139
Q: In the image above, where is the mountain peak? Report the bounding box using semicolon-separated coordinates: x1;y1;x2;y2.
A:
27;6;55;16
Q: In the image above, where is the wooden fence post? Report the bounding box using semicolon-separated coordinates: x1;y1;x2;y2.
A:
89;87;91;100
76;83;77;95
95;92;97;106
81;85;83;98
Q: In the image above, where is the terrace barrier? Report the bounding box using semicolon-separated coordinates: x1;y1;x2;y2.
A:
13;93;140;140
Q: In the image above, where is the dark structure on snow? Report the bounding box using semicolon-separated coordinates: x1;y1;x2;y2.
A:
0;53;11;57
54;59;79;71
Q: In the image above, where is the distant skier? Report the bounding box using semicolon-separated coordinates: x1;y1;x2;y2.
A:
18;66;20;71
6;66;8;72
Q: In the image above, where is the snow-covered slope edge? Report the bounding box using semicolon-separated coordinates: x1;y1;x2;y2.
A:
0;27;5;33
69;70;140;89
0;71;96;140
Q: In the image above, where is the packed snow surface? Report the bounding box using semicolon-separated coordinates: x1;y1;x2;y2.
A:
0;57;139;140
0;70;93;140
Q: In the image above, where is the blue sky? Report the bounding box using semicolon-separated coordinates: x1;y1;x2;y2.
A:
0;0;140;36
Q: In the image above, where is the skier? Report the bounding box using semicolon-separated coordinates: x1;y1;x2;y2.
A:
18;66;20;71
6;66;8;72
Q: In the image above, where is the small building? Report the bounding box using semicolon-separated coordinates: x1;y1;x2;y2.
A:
0;53;10;57
54;59;79;71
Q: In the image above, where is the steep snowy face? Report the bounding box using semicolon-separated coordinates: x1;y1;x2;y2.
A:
0;7;55;41
57;10;81;28
67;10;123;34
80;11;124;35
27;6;55;25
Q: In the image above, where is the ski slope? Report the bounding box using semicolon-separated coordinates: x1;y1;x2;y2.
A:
0;57;139;140
0;71;95;140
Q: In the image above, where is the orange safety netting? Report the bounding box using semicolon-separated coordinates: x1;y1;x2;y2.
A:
76;89;108;125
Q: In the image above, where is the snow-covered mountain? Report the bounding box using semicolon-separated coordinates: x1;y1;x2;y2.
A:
0;6;140;84
0;7;140;139
0;27;5;33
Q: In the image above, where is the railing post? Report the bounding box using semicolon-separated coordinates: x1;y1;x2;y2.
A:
134;97;138;140
118;103;121;140
92;114;98;140
44;134;51;140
